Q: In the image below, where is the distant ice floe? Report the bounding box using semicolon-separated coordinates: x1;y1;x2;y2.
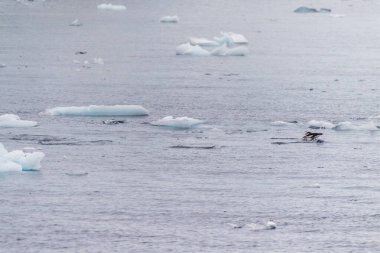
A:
214;32;248;46
307;120;335;129
93;58;104;65
176;31;248;57
0;114;37;128
0;63;6;68
151;116;204;129
334;121;379;131
0;143;44;172
211;44;248;56
97;3;126;11
330;14;346;18
189;37;219;47
44;105;149;116
271;120;298;126
294;6;331;13
70;19;82;26
176;43;210;56
160;15;179;23
229;220;276;230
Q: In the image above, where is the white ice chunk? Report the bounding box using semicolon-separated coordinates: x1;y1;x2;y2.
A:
0;143;45;172
265;220;277;230
211;44;248;56
214;32;248;46
44;105;149;116
333;121;379;131
93;58;104;65
271;121;293;126
0;114;37;128
97;3;126;11
151;116;204;129
70;19;82;26
176;43;210;56
160;15;179;23
307;120;335;129
189;37;219;47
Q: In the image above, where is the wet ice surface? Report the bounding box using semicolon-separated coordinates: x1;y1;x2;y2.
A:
1;0;380;252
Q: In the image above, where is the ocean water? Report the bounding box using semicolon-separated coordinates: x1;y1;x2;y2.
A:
1;0;380;252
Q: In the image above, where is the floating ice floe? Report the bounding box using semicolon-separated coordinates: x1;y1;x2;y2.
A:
0;114;37;128
294;6;331;13
93;58;104;65
70;19;82;26
308;120;335;129
151;116;204;129
44;105;149;116
0;143;45;172
330;14;345;18
189;37;219;47
176;43;210;56
177;31;248;57
333;121;379;131
97;3;126;11
271;120;298;126
0;63;6;68
214;32;248;46
211;44;248;56
265;220;277;230
160;15;179;23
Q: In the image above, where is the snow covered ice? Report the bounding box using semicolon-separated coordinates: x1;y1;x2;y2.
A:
44;105;149;116
160;15;179;23
97;3;126;11
176;43;210;56
211;44;248;56
0;143;45;172
151;116;204;129
0;114;37;128
189;37;219;47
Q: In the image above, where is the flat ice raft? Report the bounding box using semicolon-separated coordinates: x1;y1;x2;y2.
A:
0;114;37;128
97;3;126;11
151;116;204;129
45;105;149;116
0;144;45;172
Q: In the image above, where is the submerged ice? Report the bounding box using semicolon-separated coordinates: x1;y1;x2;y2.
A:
0;143;45;172
160;15;179;23
44;105;149;116
176;43;210;56
0;114;37;128
151;116;204;129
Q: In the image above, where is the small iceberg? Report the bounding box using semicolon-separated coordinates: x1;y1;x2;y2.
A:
44;105;149;116
97;3;126;11
294;6;331;13
70;19;82;26
211;44;248;56
0;63;6;68
151;116;204;129
0;143;45;172
176;43;210;56
0;114;37;128
189;37;219;47
160;15;179;23
214;32;248;46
